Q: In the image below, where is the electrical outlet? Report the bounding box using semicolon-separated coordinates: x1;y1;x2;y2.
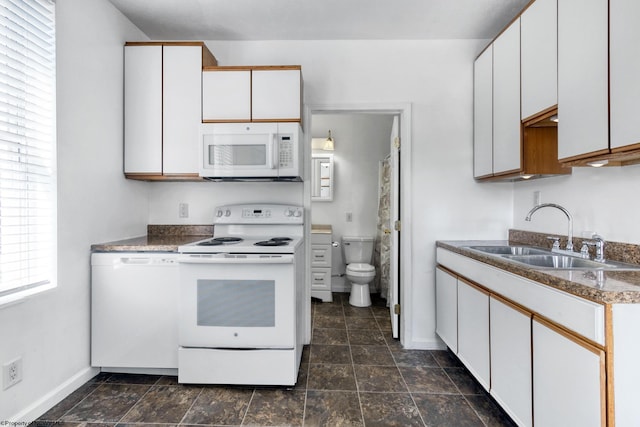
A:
3;357;23;390
178;203;189;219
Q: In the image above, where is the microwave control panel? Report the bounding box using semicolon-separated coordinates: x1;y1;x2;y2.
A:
279;135;293;168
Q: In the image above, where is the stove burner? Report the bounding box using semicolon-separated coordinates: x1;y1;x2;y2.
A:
255;240;289;247
269;237;292;242
213;236;244;243
197;239;223;246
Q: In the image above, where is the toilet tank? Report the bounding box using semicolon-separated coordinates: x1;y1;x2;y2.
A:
342;236;375;264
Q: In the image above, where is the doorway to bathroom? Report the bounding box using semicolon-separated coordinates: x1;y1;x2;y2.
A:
306;104;411;343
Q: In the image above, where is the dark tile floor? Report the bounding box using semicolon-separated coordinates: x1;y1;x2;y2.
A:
35;293;516;426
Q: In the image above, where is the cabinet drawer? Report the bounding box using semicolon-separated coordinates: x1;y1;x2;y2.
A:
311;245;331;267
311;233;332;245
311;268;331;291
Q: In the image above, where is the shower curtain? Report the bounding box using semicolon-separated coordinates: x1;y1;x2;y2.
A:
374;155;392;303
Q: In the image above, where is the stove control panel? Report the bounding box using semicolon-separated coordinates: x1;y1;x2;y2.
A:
213;204;304;224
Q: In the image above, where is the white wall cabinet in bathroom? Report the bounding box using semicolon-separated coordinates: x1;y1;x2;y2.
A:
311;153;334;202
311;226;333;302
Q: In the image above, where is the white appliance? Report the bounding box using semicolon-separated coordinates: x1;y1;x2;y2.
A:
177;204;305;385
91;253;179;371
199;122;302;181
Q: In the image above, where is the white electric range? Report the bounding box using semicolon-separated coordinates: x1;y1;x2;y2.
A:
177;204;305;386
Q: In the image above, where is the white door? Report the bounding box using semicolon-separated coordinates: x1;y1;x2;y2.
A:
389;116;400;338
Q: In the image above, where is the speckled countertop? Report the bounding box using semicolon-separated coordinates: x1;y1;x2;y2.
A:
438;231;640;304
91;225;212;252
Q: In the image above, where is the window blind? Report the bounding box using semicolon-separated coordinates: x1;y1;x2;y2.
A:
0;0;56;302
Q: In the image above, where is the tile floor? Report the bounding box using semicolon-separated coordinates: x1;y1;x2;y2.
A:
34;293;516;426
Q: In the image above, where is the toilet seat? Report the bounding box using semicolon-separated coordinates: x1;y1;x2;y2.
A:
346;263;375;274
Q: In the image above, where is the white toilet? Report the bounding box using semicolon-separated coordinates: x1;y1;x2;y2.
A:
342;236;376;307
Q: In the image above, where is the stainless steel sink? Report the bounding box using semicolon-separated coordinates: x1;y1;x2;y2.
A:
467;245;550;256
463;245;640;271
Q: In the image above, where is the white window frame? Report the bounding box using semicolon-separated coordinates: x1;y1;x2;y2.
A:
0;0;57;306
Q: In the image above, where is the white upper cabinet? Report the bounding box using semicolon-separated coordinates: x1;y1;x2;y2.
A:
202;69;251;122
610;0;640;151
124;45;163;174
521;0;557;120
202;67;302;123
557;0;609;161
124;42;216;179
473;46;493;179
252;69;301;121
162;46;203;175
492;18;522;175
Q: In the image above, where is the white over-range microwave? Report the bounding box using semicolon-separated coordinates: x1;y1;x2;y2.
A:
199;122;302;181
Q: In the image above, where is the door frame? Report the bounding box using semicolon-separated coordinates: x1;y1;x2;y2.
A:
303;103;413;348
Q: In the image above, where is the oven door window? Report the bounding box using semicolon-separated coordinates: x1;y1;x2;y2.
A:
197;279;275;327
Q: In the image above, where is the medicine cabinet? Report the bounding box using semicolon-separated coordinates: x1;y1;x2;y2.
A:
311;153;334;201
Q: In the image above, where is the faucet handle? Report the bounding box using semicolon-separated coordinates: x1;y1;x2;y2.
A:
546;236;561;251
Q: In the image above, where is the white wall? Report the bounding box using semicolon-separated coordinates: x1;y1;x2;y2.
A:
310;113;393;291
0;0;149;420
513;165;640;244
160;40;515;348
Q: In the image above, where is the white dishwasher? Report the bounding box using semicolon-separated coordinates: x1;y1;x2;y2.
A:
91;252;179;372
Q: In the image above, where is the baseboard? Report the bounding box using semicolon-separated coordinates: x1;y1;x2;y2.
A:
102;367;178;376
402;338;447;350
10;366;99;422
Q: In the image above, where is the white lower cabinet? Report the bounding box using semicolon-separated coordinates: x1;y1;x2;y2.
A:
435;267;458;353
489;296;532;427
457;279;490;390
533;317;605;427
311;228;333;302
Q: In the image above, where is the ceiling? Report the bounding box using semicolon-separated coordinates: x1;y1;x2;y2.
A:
107;0;530;41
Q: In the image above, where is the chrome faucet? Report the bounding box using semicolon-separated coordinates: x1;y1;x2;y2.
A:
525;203;574;252
583;234;606;262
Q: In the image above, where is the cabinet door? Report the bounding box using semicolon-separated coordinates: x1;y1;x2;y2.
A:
610;0;640;151
473;46;493;178
490;296;532;427
457;279;490;389
533;318;605;427
435;267;458;353
557;0;609;160
252;69;301;121
124;45;162;174
492;18;521;174
521;0;557;119
163;46;202;175
202;70;251;122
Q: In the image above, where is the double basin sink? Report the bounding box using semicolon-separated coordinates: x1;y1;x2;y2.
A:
465;245;640;271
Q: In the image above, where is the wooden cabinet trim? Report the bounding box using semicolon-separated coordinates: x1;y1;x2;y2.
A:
533;314;605;354
125;173;204;182
126;41;207;47
490;293;532;318
203;66;254;71
458;276;490;296
604;304;615;427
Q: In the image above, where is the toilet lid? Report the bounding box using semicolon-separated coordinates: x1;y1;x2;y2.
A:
347;263;375;273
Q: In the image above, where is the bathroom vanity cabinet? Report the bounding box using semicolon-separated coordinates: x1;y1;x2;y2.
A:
311;225;333;302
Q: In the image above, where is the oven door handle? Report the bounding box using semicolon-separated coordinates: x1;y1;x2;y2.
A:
178;254;294;264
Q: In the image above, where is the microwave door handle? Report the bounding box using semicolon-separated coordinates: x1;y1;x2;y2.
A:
268;133;278;169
